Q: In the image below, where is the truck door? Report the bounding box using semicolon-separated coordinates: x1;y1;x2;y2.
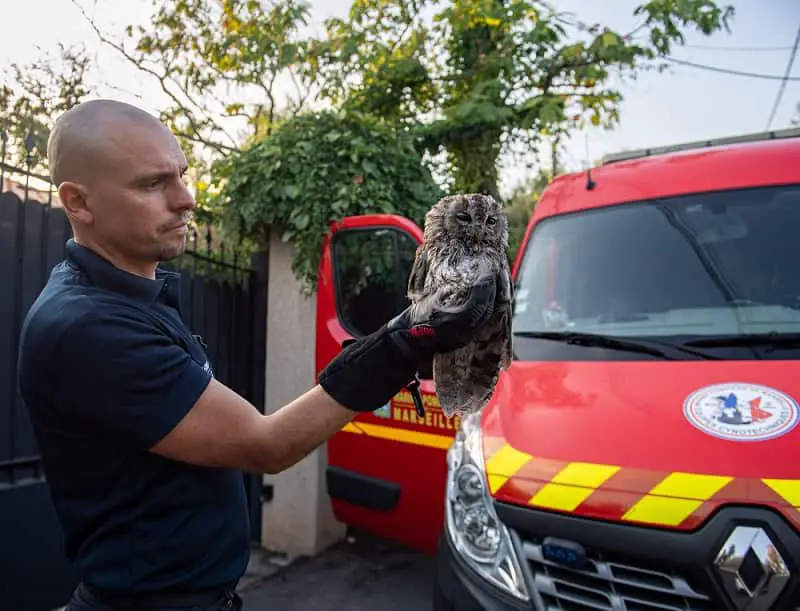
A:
315;214;462;554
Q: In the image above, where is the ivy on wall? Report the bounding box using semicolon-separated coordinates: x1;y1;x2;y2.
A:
213;109;443;294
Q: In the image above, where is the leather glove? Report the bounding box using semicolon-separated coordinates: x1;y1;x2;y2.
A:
318;274;498;412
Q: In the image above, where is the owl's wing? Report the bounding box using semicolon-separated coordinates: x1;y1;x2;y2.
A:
407;245;429;301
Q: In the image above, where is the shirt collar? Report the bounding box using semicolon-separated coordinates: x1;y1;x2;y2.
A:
65;238;181;306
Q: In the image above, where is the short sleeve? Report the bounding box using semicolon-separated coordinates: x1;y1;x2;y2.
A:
56;311;213;450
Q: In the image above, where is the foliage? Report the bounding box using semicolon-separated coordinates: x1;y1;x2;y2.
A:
307;0;735;198
73;0;319;267
309;1;436;125
73;0;315;161
0;43;93;174
212;109;443;294
0;38;255;271
503;167;559;264
77;0;735;290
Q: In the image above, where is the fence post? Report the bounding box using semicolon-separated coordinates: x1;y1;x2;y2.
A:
259;225;346;558
247;248;268;542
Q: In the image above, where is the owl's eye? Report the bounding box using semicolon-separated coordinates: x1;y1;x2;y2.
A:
487;216;497;225
456;212;471;222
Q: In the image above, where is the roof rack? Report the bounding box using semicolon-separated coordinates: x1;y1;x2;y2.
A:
600;126;800;166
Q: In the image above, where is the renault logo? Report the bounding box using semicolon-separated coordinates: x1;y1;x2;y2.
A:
714;526;790;610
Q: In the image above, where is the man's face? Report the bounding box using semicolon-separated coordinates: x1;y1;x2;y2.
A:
80;120;196;266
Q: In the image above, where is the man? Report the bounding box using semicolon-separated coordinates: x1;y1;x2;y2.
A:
17;99;499;611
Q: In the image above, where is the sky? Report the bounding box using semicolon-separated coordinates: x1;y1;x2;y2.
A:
1;0;799;198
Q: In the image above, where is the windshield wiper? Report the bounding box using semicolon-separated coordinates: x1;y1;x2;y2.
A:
513;330;719;360
683;332;800;349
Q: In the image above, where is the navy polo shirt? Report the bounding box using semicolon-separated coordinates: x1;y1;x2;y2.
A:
17;239;250;594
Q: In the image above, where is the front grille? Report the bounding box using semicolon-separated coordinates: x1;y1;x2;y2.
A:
520;539;712;610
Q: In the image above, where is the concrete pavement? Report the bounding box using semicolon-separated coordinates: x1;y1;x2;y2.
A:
237;530;436;610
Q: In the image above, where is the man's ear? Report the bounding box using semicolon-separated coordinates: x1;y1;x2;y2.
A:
58;182;92;225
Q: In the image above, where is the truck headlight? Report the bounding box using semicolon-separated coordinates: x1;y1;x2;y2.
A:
445;413;529;601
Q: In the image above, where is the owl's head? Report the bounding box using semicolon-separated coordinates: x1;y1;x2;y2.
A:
424;193;508;253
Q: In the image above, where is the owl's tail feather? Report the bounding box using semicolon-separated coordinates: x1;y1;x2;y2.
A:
452;397;490;419
437;384;469;419
437;381;493;419
434;349;500;418
433;352;470;419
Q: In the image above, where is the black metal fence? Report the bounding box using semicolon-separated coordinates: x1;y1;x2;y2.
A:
0;158;268;611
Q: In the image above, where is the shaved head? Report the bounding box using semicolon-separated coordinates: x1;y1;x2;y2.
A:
48;99;169;187
50;99;195;279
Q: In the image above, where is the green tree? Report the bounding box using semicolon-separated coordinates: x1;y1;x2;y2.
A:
73;0;315;160
309;0;436;126
309;0;735;198
213;110;443;293
0;43;93;174
77;0;736;288
73;0;319;261
504;158;563;265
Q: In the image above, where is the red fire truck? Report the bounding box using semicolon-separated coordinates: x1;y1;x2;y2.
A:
315;127;800;610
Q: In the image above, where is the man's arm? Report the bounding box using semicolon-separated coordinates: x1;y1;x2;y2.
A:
52;275;496;476
148;319;426;472
150;269;500;472
149;381;354;474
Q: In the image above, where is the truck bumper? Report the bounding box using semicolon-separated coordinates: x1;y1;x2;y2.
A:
499;500;800;611
438;500;800;610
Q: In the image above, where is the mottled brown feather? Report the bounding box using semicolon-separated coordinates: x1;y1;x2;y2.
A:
407;193;513;418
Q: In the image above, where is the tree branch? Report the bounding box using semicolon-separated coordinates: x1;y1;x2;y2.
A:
70;0;240;155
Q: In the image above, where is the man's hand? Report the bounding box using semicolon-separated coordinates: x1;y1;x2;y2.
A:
386;274;498;361
318;274;498;412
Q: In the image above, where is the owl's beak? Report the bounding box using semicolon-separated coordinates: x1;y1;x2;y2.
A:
471;228;485;251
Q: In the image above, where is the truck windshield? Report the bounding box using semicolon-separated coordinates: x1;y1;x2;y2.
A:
511;184;800;360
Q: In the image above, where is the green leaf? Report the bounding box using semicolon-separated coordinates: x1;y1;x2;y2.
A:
293;213;310;230
279;43;298;67
601;31;618;47
216;110;443;295
361;159;377;175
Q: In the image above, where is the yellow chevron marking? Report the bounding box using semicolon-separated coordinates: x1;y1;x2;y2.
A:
621;472;732;526
622;496;703;526
485;444;532;494
648;472;732;500
763;479;800;507
551;462;621;488
529;483;597;512
339;421;454;449
528;462;619;512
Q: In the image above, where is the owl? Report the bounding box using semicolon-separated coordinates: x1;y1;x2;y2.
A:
407;193;513;419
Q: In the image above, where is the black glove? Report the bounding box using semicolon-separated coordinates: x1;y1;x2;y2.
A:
318;274;498;412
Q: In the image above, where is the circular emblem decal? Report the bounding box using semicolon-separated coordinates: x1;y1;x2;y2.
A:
684;383;800;442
